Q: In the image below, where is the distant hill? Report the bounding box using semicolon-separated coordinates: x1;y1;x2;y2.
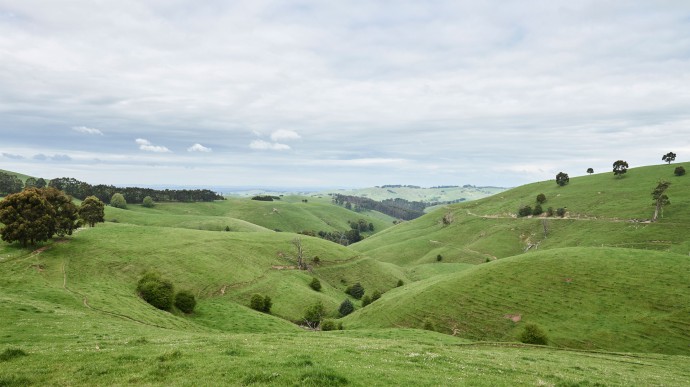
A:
321;185;506;204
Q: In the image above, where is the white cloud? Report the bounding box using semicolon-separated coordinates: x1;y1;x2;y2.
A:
72;126;103;135
270;129;301;142
136;138;171;153
1;152;24;160
187;143;212;153
249;140;291;151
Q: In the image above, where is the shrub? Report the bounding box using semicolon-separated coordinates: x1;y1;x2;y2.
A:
137;272;174;310
519;323;549;345
532;204;543;216
339;299;354;316
142;196;154;208
371;290;382;301
674;166;686;176
546;207;554;217
345;283;364;299
556;208;566;217
436;254;443;262
309;277;322;292
518;205;533;217
536;193;546;204
423;318;435;331
303;301;326;327
312;256;320;265
174;290;196;314
396;279;404;287
361;295;372;307
110;193;127;209
250;294;271;313
224;225;231;231
320;319;337;331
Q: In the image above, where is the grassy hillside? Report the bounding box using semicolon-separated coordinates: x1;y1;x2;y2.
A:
321;185;506;203
344;247;690;354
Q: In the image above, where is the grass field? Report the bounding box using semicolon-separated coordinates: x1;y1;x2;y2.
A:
1;164;690;385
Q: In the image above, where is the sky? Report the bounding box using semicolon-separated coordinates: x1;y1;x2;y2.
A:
2;1;690;189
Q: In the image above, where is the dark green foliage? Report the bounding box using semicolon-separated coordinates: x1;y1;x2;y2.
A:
333;193;426;220
556;172;569;186
662;152;676;164
142;196;155;208
41;187;79;237
224;225;231;231
251;195;280;201
348;219;371;232
303;301;326;327
137;272;174;310
174;290;196;314
361;295;372;307
339;299;354;317
613;160;629;177
309;277;322;292
532;204;543;216
423;318;435;331
79;196;105;227
556;208;566;217
674;166;685;176
651;181;671;222
546;207;555;217
519;323;549;345
0;188;56;247
536;193;546;204
371;290;382;301
0;172;23;195
518;205;532;217
436;254;443;261
586;168;594;175
250;294;271;313
0;348;27;362
110;193;127;209
345;282;364;299
312;256;320;265
396;279;404;287
320;319;337;331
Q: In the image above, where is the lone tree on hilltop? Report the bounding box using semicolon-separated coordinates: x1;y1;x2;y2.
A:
110;193;127;209
662;152;676;164
612;160;629;178
651;181;671;222
0;188;56;247
586;168;594;175
674;166;686;176
555;172;569;186
79;196;105;227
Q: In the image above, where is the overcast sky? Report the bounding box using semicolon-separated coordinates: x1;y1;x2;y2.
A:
2;1;690;188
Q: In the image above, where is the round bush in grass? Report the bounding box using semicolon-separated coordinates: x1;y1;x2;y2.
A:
519;323;549;345
345;282;364;299
303;301;326;327
142;196;155;208
339;299;354;317
137;277;174;310
361;295;372;307
674;166;686;176
174;290;196;314
371;289;382;301
320;319;337;331
110;193;127;209
309;277;322;292
250;294;265;311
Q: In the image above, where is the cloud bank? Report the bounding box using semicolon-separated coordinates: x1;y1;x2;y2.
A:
136;139;171;153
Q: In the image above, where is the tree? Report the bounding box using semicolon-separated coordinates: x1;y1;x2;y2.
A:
555;172;569;186
0;189;56;247
142;196;155;208
303;301;326;329
309;277;322;292
519;323;548;345
24;177;38;188
361;295;372;307
345;282;365;299
436;254;443;262
586;168;594;175
79;196;105;227
339;299;354;317
518;205;533;217
532;204;543;216
137;272;174;310
35;178;47;188
110;193;127;209
556;208;566;217
651;181;671;222
371;290;382;301
674;166;685;176
250;294;265;311
612;160;629;177
41;187;79;237
174;290;196;314
0;172;23;196
662;152;676;164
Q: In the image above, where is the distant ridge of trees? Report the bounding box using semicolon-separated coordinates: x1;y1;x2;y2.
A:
332;194;426;220
48;177;224;204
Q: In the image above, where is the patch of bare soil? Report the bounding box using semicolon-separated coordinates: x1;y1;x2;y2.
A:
504;314;522;322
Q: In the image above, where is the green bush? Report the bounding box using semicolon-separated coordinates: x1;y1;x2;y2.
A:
556;208;566;217
110;193;127;209
536;193;546;204
546;207;554;217
174;290;196;314
137;272;174;310
262;296;272;313
518;205;533;217
361;295;372;307
674;166;686;176
423;318;435;331
345;282;365;299
339;299;354;317
142;196;154;208
436;254;443;262
250;294;271;313
320;319;337;331
532;204;543;216
303;301;326;327
371;290;382;302
309;277;322;292
519;323;549;345
396;279;404;287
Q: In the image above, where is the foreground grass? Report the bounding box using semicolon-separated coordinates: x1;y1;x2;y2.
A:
2;330;688;386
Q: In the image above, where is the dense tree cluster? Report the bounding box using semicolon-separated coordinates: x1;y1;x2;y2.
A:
332;194;426;220
250;195;281;201
0;172;24;195
48;177;223;204
299;229;362;246
0;187;84;246
348;219;374;232
249;294;272;313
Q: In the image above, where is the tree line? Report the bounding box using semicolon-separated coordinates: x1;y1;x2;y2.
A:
331;194;426;220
